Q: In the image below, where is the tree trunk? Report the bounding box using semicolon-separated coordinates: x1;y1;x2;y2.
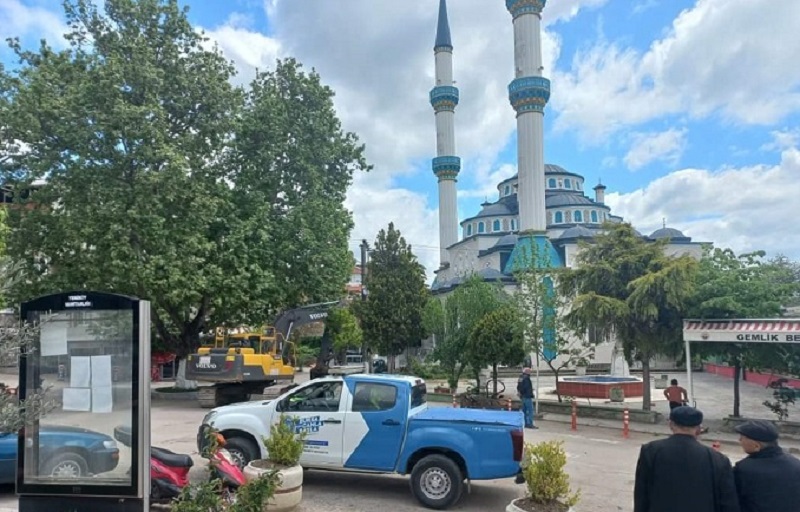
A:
492;363;498;397
733;358;742;418
175;358;197;390
554;369;561;403
641;358;652;411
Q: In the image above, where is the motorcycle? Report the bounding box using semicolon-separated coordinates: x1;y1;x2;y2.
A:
113;425;245;503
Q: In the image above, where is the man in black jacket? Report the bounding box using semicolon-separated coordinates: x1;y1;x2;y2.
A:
733;419;800;512
633;406;740;512
516;368;536;429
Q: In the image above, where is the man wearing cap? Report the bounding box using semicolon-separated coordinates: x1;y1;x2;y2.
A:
516;367;536;429
733;419;800;512
634;406;740;512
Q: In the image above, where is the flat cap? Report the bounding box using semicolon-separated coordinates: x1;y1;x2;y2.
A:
735;420;779;443
669;405;704;427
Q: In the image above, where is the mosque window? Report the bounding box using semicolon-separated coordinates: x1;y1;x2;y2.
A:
466;224;473;236
548;178;557;189
574;210;583;222
511;219;517;231
493;219;501;232
591;210;598;223
478;222;485;233
565;179;572;189
554;211;563;224
577;181;583;190
504;185;510;196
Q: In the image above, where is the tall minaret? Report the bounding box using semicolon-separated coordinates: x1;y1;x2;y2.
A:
430;0;460;267
504;0;561;271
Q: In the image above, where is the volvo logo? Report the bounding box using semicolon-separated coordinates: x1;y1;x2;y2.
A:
197;361;217;369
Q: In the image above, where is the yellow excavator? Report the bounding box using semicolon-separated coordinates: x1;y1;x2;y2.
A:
186;302;338;408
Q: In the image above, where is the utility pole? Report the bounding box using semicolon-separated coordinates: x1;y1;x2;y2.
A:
359;239;371;372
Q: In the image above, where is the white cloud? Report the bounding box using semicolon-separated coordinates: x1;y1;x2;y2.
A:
553;0;800;140
624;128;687;171
0;0;67;46
606;145;800;258
761;128;800;152
201;18;282;86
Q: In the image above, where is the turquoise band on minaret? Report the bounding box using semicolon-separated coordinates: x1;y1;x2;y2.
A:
508;76;550;114
506;0;546;18
430;86;460;112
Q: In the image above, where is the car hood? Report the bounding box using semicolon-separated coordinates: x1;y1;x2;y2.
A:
213;399;273;415
39;425;113;440
411;407;523;429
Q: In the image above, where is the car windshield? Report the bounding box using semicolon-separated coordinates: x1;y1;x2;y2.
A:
411;383;427;408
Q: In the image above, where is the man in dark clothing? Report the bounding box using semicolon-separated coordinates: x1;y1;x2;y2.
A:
733;419;800;512
634;406;740;512
516;368;536;429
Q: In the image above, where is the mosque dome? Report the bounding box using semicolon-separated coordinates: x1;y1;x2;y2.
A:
650;227;691;242
559;226;596;239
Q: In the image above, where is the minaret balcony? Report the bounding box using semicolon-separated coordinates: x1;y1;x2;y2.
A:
430;86;460;112
432;156;461;180
506;0;546;18
508;76;551;113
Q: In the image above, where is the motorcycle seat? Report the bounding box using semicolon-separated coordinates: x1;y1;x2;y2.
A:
152;447;194;468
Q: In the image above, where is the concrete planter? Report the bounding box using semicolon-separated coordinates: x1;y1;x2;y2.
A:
574;366;587;376
538;401;662;424
244;460;303;512
507;498;574;512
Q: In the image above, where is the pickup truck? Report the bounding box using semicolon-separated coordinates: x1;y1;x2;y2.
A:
198;374;525;509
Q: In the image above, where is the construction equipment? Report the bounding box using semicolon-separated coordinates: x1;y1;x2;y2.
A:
186;301;338;408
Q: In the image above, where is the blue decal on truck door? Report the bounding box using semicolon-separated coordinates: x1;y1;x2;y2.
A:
343;380;408;471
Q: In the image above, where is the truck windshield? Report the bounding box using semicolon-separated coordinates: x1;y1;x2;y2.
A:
411;383;427;408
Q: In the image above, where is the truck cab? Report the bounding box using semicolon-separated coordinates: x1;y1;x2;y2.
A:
199;374;525;509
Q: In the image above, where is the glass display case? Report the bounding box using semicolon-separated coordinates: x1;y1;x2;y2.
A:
17;292;150;512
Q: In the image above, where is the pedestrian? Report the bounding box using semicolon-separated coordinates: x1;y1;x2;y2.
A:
733;419;800;512
633;406;740;512
663;378;688;411
516;367;537;429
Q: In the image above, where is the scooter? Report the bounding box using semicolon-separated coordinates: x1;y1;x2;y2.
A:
113;425;245;503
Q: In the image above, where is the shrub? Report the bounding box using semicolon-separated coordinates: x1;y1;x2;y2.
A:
264;414;307;467
521;440;580;508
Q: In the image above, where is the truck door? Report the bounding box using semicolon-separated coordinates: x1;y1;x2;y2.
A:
343;381;407;471
275;380;345;467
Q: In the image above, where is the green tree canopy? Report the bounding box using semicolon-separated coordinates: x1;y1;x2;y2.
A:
0;0;367;362
357;223;428;371
560;223;698;410
468;306;525;397
326;306;363;355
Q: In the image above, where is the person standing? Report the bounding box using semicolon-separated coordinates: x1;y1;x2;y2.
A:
633;406;740;512
516;367;537;429
733;419;800;512
663;378;688;411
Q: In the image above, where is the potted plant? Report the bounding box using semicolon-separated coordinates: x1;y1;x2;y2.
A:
243;414;307;511
507;440;580;512
574;361;587;376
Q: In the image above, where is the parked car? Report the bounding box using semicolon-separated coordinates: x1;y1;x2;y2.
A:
0;425;120;483
198;374;524;510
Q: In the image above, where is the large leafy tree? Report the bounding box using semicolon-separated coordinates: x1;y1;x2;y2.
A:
428;274;507;390
688;248;797;417
357;223;428;371
0;1;366;373
560;223;698;411
468;306;525;397
326;306;363;359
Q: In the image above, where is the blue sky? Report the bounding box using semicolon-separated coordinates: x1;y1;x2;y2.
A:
2;0;799;277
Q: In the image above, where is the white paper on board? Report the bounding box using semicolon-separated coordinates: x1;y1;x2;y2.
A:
91;355;113;388
70;356;91;388
40;320;68;357
62;388;91;412
91;386;113;413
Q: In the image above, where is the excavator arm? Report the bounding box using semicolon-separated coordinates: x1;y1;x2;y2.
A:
273;301;340;364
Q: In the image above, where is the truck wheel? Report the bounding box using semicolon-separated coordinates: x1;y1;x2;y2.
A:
223;437;259;469
410;454;464;510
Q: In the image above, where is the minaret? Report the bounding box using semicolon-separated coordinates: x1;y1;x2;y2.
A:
430;0;460;267
504;0;561;271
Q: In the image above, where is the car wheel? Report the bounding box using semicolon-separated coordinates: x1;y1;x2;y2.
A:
410;454;464;510
42;452;89;479
223;437;259;469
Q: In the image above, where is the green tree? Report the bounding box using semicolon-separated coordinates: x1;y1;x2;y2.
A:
326;306;363;359
512;243;597;402
468;306;525;397
358;223;428;372
560;223;698;411
430;274;507;390
688;248;797;417
0;1;366;384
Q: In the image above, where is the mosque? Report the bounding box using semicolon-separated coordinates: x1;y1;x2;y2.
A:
426;0;707;372
428;0;706;294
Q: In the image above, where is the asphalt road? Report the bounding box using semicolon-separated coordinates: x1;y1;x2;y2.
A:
0;399;750;512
